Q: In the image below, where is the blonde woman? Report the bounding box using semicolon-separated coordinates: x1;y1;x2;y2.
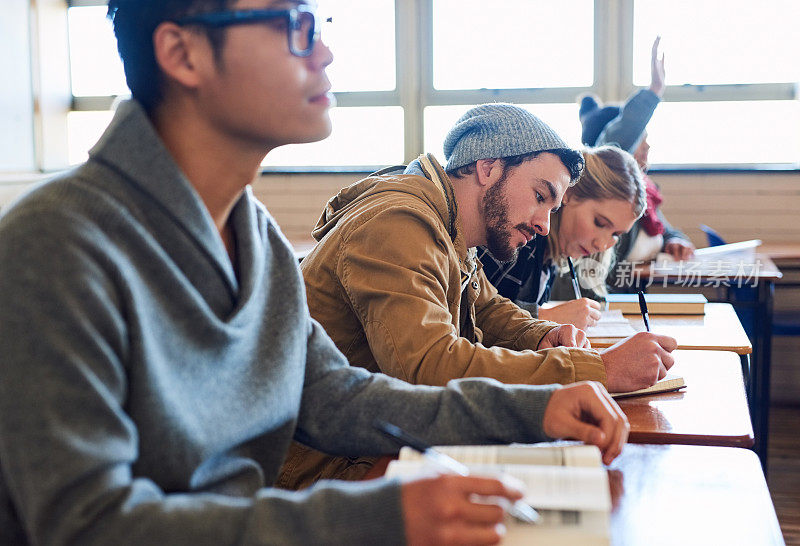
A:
478;145;647;330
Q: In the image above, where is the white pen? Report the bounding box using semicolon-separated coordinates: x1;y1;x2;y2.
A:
374;420;540;524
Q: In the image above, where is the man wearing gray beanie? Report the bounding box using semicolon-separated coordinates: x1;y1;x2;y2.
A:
278;103;676;490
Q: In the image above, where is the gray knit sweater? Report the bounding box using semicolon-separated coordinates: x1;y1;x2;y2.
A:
0;100;557;545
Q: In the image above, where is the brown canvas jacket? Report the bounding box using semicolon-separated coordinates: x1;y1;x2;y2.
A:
278;154;606;490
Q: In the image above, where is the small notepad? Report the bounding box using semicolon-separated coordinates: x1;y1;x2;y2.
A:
611;375;686;399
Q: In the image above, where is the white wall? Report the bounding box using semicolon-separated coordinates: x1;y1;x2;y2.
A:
0;0;35;171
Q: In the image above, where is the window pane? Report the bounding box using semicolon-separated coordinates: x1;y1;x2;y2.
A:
323;0;396;92
67;110;114;165
646;101;800;165
262;106;404;167
68;6;129;96
633;0;800;85
432;0;594;90
424;104;583;160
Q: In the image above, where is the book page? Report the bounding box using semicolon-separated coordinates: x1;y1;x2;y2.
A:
386;460;610;512
398;443;602;467
498;464;610;512
585;309;637;338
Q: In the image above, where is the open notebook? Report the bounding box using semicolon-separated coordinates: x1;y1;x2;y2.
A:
611;374;686;399
585;309;638;338
387;443;611;545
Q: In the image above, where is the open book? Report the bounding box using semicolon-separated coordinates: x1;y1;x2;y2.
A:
386;443;611;545
611;374;686;399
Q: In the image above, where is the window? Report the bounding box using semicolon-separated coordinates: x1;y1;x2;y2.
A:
431;0;594;90
631;0;800;166
54;0;800;170
67;2;128;165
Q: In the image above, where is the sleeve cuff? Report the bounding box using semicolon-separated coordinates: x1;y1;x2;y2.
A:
567;348;607;386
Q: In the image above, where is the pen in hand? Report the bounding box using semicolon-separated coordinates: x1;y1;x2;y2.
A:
567;257;582;300
373;419;540;524
637;290;651;332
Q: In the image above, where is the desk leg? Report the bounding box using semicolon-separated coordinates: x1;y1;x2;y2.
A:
753;281;774;473
740;353;752;405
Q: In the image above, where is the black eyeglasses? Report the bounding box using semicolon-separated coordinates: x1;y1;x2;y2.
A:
174;5;328;58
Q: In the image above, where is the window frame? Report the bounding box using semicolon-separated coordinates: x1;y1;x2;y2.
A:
50;0;800;173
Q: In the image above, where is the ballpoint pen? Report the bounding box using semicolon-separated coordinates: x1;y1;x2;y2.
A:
567;257;582;300
637;290;651;332
374;419;540;524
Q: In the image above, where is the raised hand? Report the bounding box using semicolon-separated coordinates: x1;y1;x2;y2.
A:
649;36;666;97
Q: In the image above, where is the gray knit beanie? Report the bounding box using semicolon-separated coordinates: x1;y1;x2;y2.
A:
443;103;573;172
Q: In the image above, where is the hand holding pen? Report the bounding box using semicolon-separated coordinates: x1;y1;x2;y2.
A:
537;257;601;330
375;420;541;525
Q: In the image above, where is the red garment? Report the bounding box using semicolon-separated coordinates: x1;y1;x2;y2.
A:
639;174;665;236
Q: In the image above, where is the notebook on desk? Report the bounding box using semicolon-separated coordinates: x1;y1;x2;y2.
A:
387;443;610;545
611;374;686;399
585;309;637;338
605;293;707;315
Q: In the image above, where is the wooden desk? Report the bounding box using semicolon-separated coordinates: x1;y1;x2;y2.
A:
609;444;783;545
377;444;783;544
638;253;782;283
758;242;800;262
589;302;752;354
634;254;780;470
616;350;753;448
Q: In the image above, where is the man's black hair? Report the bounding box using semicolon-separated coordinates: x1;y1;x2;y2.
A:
448;149;585;184
107;0;233;112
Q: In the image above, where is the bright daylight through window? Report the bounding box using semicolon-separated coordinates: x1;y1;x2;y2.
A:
65;0;800;169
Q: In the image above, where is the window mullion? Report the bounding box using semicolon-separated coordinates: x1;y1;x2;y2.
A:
595;0;631;102
426;88;595;106
397;0;425;162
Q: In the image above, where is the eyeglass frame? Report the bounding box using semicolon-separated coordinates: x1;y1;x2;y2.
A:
172;5;324;58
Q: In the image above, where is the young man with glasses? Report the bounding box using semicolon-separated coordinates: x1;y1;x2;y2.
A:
0;1;629;544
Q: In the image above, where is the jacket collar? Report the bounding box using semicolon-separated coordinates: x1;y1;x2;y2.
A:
88;99;242;294
408;153;476;273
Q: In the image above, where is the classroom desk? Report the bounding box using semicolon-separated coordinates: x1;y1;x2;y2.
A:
588;302;752;354
759;242;800;262
608;444;784;546
375;444;783;545
634;254;780;471
616;350;753;448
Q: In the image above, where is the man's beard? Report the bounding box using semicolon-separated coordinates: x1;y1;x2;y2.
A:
482;174;519;263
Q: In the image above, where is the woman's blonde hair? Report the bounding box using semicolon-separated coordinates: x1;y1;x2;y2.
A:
548;145;647;297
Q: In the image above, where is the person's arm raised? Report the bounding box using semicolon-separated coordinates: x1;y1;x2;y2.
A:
649;36;666;98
